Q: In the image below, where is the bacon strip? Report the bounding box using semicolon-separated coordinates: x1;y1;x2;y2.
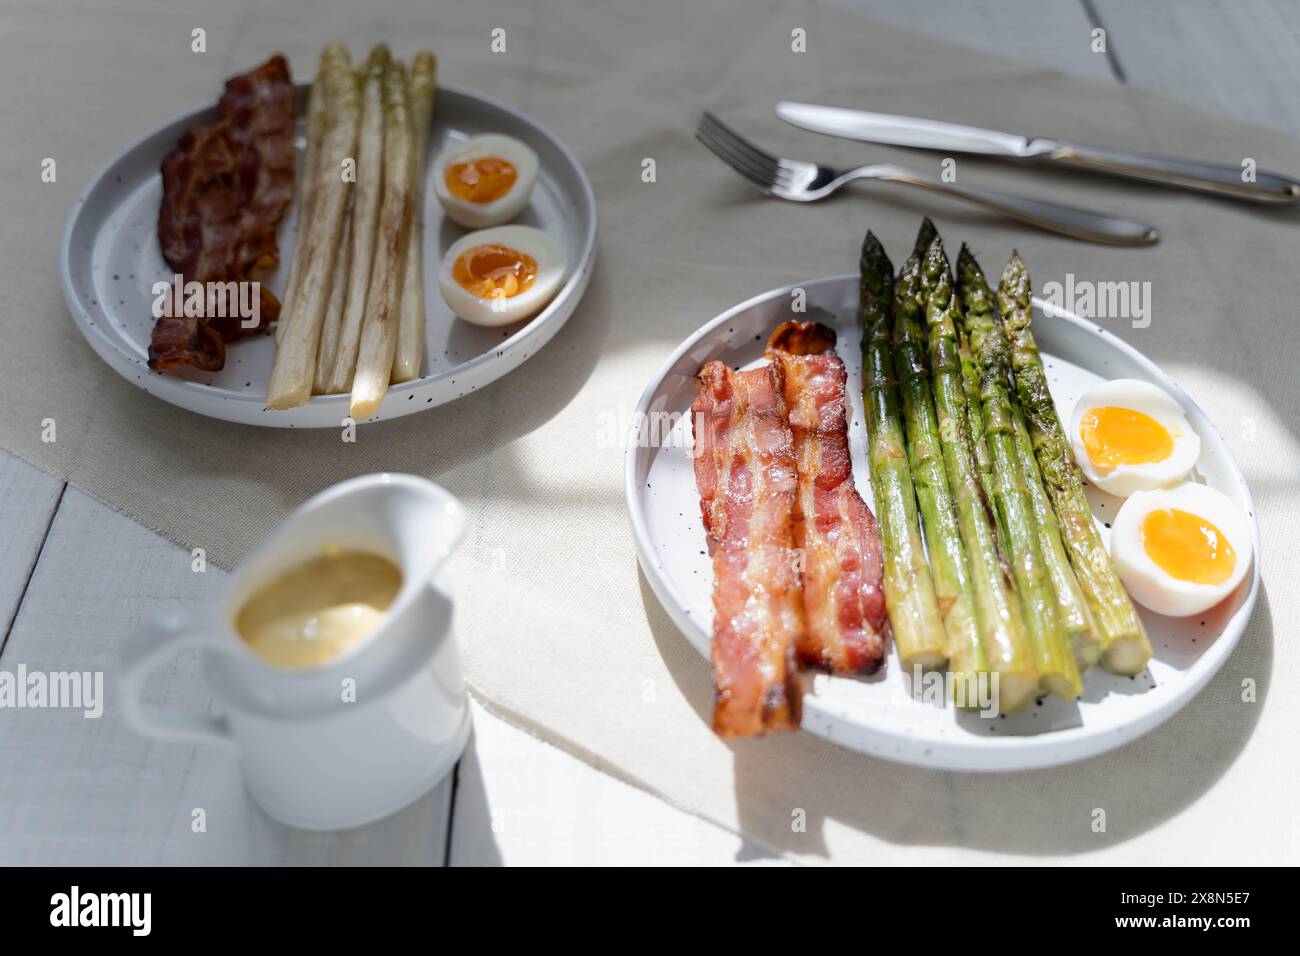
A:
150;54;295;371
692;360;803;736
767;321;887;673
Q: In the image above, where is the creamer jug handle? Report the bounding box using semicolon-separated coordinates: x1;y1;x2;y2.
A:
120;606;238;749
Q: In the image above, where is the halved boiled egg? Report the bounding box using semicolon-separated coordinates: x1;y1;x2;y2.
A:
1110;483;1251;617
1069;379;1200;498
432;134;539;228
437;225;566;327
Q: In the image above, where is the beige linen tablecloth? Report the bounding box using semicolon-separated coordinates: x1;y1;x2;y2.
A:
2;0;1296;863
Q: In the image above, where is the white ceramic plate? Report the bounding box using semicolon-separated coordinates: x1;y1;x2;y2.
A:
60;83;596;427
626;275;1260;771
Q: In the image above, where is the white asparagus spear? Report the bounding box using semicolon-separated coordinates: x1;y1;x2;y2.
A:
348;57;413;419
313;206;351;391
264;44;358;410
391;51;437;382
321;45;389;394
276;57;331;345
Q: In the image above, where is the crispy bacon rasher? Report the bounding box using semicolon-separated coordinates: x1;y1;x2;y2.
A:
150;54;295;371
692;360;803;736
768;321;887;674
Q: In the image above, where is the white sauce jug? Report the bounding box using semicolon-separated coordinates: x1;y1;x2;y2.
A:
120;473;469;830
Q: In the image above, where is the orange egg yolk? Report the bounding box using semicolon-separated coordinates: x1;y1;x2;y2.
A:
1080;406;1174;474
453;244;537;300
1141;507;1236;586
445;156;517;203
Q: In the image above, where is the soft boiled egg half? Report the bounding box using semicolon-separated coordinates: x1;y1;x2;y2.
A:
1069;379;1200;498
1110;483;1251;617
437;225;566;327
433;134;539;228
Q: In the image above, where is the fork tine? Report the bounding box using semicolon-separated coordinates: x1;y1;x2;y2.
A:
696;124;772;183
698;124;778;185
696;122;776;188
772;158;799;188
699;112;779;168
696;128;771;189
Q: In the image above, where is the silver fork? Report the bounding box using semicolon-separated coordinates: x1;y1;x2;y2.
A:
696;112;1159;246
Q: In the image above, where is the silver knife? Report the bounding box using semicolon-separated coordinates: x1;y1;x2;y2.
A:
776;101;1300;204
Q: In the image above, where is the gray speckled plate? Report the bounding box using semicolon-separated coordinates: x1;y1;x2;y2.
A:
626;275;1260;771
60;83;596;428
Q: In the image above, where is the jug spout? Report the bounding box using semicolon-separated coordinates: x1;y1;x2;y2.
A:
228;473;467;614
385;474;468;580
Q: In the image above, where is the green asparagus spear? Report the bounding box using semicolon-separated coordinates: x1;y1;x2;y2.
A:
998;253;1152;676
1011;410;1098;668
958;329;993;504
912;216;939;262
951;249;995;545
860;232;947;672
958;246;1098;670
908;217;946;328
968;260;1081;699
916;221;986;506
922;239;1038;711
892;235;977;685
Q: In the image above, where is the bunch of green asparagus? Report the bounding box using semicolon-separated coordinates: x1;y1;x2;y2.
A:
860;221;1151;712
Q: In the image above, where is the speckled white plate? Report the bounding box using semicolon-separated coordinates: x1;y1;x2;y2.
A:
626;274;1260;771
60;82;596;427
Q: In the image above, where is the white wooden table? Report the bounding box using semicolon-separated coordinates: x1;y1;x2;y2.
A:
2;0;1295;865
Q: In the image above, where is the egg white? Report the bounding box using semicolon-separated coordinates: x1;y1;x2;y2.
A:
1069;378;1200;498
432;134;539;229
1109;482;1251;617
437;225;566;327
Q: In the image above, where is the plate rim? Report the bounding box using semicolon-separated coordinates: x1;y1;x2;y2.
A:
624;272;1262;771
59;81;598;427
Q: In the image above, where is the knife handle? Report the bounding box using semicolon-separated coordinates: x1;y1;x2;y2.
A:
864;165;1159;246
1046;142;1300;203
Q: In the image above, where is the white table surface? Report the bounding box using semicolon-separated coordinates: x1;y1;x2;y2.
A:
2;0;1295;866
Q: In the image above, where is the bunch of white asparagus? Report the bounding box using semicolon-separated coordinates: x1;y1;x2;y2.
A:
267;43;436;418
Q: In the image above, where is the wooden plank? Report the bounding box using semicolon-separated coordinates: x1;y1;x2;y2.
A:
0;486;452;865
449;700;791;866
830;0;1116;83
1093;0;1300;137
0;453;64;649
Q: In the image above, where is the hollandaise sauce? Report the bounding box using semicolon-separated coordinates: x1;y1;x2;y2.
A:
235;550;402;669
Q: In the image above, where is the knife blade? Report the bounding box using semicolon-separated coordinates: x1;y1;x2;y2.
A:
776;100;1300;203
776;101;1054;158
